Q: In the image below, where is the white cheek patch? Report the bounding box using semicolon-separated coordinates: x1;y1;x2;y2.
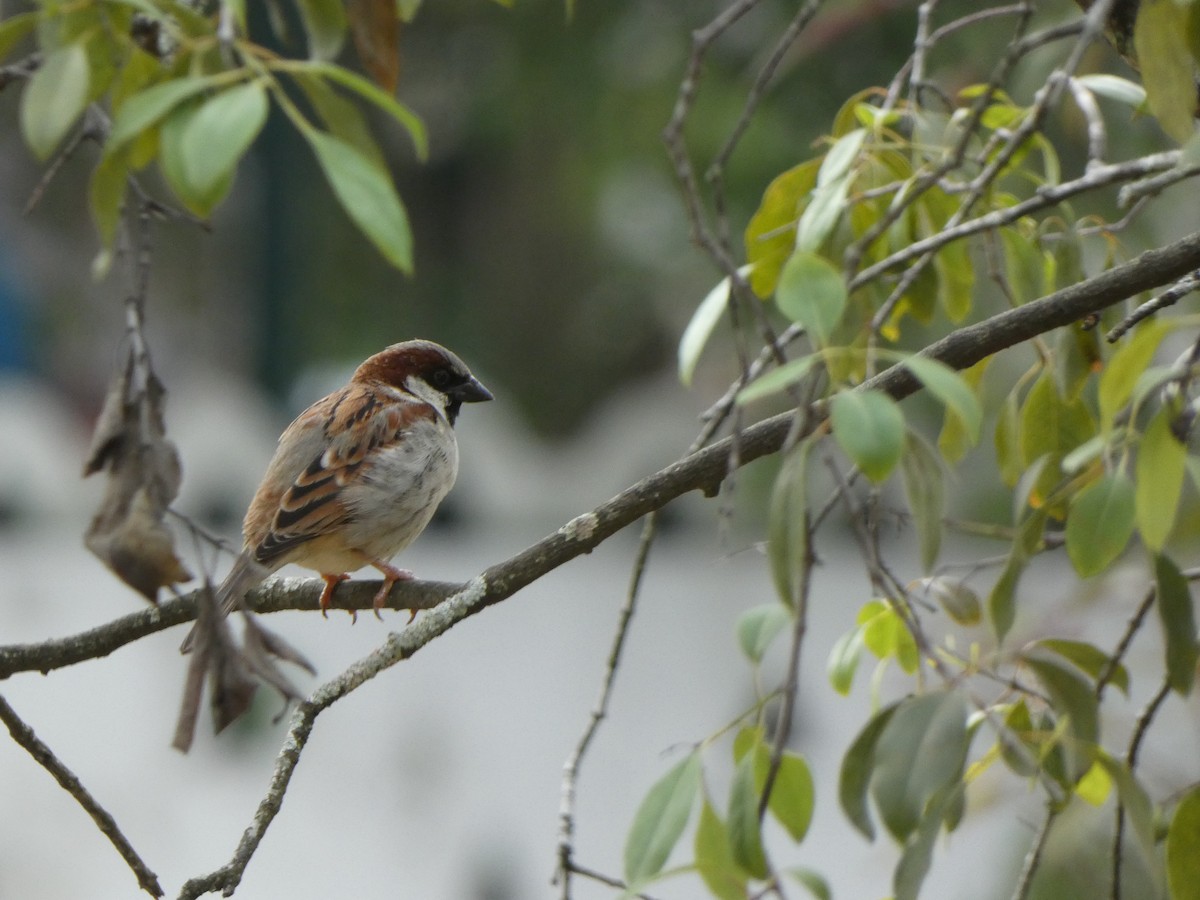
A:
404;375;450;418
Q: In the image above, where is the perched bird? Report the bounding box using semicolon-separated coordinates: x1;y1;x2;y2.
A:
181;340;492;651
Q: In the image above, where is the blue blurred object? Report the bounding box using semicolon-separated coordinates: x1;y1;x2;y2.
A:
0;246;31;373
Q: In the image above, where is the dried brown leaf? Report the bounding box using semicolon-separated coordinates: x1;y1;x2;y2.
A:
348;0;400;92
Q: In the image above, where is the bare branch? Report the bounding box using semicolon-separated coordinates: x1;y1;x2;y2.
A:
6;227;1200;684
0;694;163;898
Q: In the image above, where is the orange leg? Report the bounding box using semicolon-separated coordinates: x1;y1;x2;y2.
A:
368;559;415;620
318;573;350;620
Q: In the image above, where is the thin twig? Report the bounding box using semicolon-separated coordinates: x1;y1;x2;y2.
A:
1095;585;1157;698
1110;675;1172;900
0;694;163;898
555;513;659;898
1012;806;1058;900
1105;269;1200;342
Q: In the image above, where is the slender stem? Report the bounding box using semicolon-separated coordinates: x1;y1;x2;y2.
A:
0;694;163;897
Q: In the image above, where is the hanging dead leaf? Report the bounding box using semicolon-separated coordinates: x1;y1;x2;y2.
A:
348;0;401;92
83;351;191;602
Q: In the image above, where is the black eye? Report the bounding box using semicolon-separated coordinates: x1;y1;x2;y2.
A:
431;368;452;388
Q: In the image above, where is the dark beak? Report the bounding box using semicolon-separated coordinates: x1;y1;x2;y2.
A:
452;376;493;404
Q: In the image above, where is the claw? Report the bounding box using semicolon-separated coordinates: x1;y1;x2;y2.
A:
318;573;350;619
366;559;414;619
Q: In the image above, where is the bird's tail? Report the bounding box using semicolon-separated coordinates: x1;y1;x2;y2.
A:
179;553;267;653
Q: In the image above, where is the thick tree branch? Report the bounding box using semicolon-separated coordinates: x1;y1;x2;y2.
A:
5;228;1200;689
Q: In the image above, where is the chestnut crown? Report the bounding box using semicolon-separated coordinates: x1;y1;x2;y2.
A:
354;340;492;424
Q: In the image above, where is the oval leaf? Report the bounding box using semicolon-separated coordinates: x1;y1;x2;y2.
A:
900;431;945;572
623;752;702;884
20;42;90;160
727;753;769;879
1137;408;1187;551
1154;553;1198;697
838;702;899;840
830;390;905;482
765;750;815;843
1065;472;1135;577
870;691;969;842
179;81;270;213
1167;785;1200;900
775;250;846;347
303;128;413;273
679;269;749;387
695;796;749;900
901;355;982;444
105;75;226;158
736;603;792;664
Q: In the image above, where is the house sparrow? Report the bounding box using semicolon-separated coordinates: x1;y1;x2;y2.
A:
181;340;492;651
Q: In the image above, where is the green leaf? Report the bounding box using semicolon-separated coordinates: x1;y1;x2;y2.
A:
1023;653;1098;783
695;796;749;900
938;358;990;464
727;753;769;879
298;61;427;159
1100;320;1172;432
900;356;982;443
88;152;127;249
796;129;865;252
1074;74;1147;108
732;726;762;765
1020;372;1095;471
0;11;37;64
900;431;945;572
894;784;959;900
679;269;748;387
736;603;792;664
105;75;226;158
295;0;347;60
1065;472;1135;577
179;81;269;214
785;868;831;900
745;160;820;297
871;691;969;842
995;383;1023;487
1167;785;1200;900
830;390;906;482
1033;638;1129;695
839;702;900;839
914;576;981;627
1154;554;1198;697
302;128;413;272
767;440;812;607
294;71;387;169
1094;752;1160;886
934;234;973;323
1137;408;1187;551
775;250;847;347
623;752;702;884
20;41;90;160
736;355;822;405
988;554;1022;642
827;627;864;695
1136;0;1198;143
859;601;919;673
998;700;1038;777
764;751;815;843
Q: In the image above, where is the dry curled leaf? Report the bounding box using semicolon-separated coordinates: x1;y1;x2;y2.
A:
83;354;191;602
349;0;401;92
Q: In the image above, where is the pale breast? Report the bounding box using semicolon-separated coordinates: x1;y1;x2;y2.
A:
338;417;459;561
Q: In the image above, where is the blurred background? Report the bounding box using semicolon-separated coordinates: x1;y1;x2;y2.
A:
0;0;1197;898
